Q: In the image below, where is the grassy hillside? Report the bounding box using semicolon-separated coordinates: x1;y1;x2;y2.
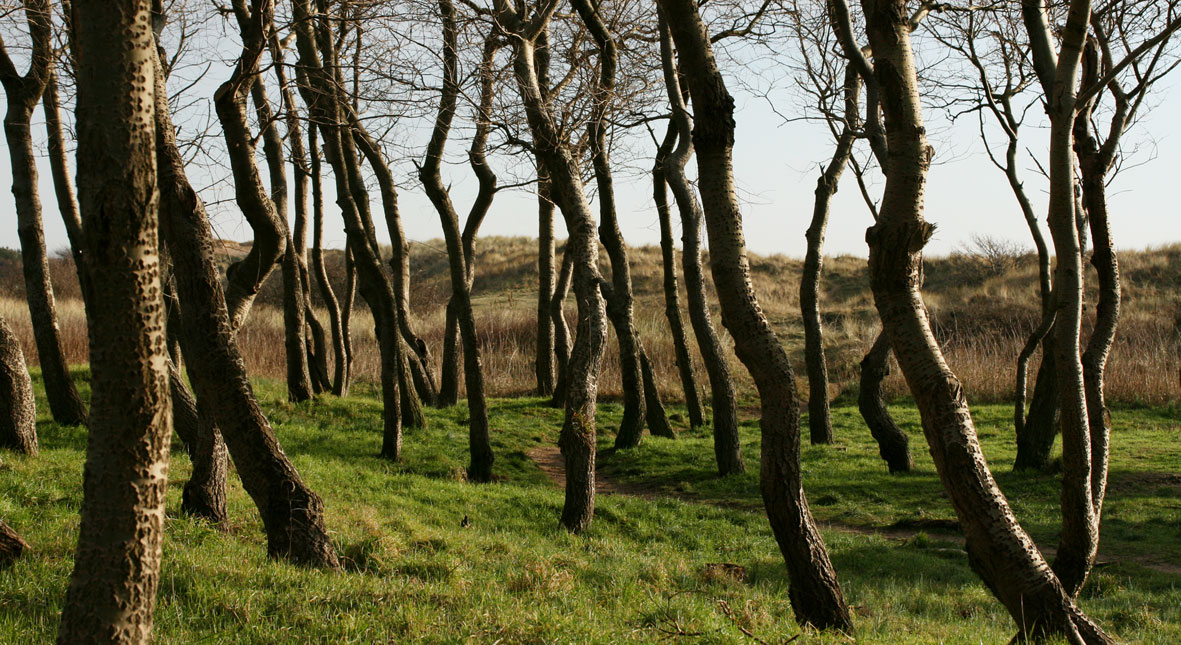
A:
1;372;1178;642
2;238;1179;404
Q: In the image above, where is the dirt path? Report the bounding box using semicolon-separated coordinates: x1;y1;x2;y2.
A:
526;445;1181;577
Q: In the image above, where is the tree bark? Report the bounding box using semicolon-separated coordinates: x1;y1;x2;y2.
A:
1015;340;1059;471
859;0;1108;640
0;0;88;428
653;121;704;429
42;65;95;309
534;29;556;398
661;0;850;629
291;0;404;458
858;331;911;473
657;10;743;475
58;2;172;639
0;313;37;455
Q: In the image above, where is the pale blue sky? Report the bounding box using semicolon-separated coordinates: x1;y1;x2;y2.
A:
1;39;1178;262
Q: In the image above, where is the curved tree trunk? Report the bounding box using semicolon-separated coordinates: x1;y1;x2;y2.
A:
438;300;461;406
308;122;350;397
653;121;704;429
657;12;743;475
572;0;666;450
0;313;37;455
42;66;95;309
58;1;173;638
858;331;911;473
291;0;404;459
800;66;860;446
418;0;496;482
859;0;1108;640
152;17;338;567
1;13;87;427
549;244;574;408
660;0;850;629
495;0;609;532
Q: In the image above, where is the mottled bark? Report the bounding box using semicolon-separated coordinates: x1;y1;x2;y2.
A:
58;1;172;639
661;0;850;629
859;0;1108;640
858;331;911;473
495;0;608;532
0;0;87;427
653;121;704;428
0;313;37;455
152;12;337;567
657;10;742;475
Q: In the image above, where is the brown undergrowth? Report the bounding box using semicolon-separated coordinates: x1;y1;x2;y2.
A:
1;238;1178;405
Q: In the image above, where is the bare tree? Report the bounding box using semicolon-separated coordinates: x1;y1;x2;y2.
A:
660;0;852;629
492;0;610;532
154;0;338;566
290;0;407;459
308;121;351;396
656;9;743;475
418;0;498;481
651;120;704;429
851;0;1109;639
0;0;88;427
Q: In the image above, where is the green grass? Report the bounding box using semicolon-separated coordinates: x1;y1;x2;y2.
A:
1;373;1178;643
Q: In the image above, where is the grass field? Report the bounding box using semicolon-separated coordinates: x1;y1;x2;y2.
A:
2;371;1177;643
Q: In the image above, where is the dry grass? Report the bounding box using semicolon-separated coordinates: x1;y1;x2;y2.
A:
2;239;1178;406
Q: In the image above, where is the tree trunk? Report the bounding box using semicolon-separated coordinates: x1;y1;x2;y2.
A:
495;2;609;532
801;66;860;446
859;0;1108;640
42;65;95;309
0;520;29;569
58;2;173;638
308;122;350;397
653;121;704;429
152;20;338;567
661;0;850;629
858;331;911;473
418;0;496;482
536;171;557;396
1015;340;1059;471
657;11;743;475
550;244;574;408
438;299;461;406
1;25;88;427
291;0;404;458
572;0;666;450
0;313;37;455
